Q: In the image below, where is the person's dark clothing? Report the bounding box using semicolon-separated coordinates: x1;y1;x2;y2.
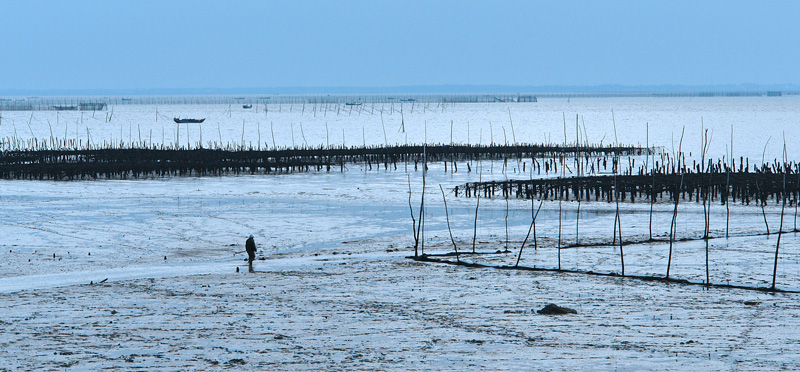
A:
246;237;257;263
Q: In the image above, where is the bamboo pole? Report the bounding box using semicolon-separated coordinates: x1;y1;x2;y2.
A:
516;192;543;267
381;111;388;147
701;124;712;285
419;145;427;255
508;108;516;144
648;122;655;240
558;113;565;270
440;184;459;262
472;167;481;253
301;122;308;148
773;138;788;289
612;110;624;276
271;121;276;150
760;138;771;235
667;127;685;279
408;174;419;256
726;125;732;238
576;114;581;245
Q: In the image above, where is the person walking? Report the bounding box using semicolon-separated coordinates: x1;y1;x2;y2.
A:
246;234;257;272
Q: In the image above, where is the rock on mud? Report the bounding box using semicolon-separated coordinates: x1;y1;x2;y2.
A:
537;303;577;315
225;358;246;366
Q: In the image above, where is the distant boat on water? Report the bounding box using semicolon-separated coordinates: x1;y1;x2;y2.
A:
242;104;253;109
345;102;362;106
173;118;206;123
53;105;78;111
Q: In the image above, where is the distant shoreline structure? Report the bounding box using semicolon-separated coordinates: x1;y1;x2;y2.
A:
0;100;108;111
0;90;796;110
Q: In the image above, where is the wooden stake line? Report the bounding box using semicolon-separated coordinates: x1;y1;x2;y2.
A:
412;256;800;294
0;143;649;180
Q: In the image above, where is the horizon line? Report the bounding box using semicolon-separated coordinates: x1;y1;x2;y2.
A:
2;83;799;97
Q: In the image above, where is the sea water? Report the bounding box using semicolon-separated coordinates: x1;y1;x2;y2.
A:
2;96;799;161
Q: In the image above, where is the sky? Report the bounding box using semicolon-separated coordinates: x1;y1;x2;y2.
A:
1;0;799;92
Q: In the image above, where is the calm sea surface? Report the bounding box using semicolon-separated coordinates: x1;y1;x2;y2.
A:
2;96;799;162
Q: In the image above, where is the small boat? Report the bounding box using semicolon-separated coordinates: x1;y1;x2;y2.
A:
243;104;253;109
173;118;206;123
53;105;78;111
345;102;362;106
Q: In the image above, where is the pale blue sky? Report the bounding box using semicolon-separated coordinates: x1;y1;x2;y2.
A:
1;0;799;92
